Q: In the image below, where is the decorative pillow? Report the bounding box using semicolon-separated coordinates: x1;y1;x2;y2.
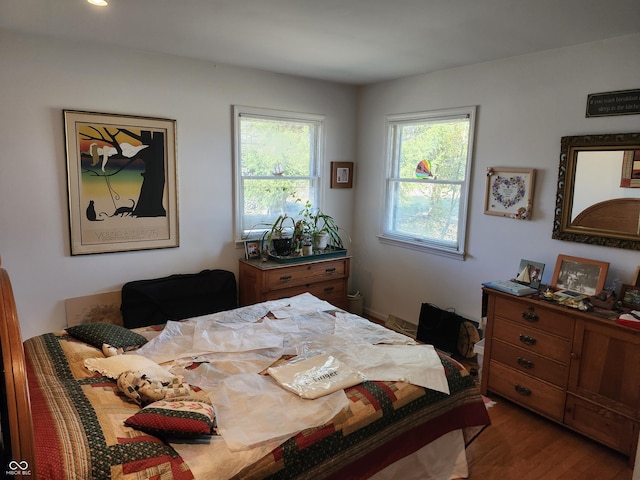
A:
124;398;215;437
84;354;174;382
66;323;147;350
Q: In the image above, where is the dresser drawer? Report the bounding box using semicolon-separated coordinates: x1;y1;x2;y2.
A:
488;361;565;421
565;394;636;455
491;338;568;387
494;295;574;338
263;279;347;308
265;259;346;291
493;317;571;363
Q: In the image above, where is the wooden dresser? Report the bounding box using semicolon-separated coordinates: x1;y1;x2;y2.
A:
239;256;350;310
481;287;640;462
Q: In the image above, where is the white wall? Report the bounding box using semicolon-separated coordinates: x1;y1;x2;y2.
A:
2;29;639;339
0;30;357;339
354;34;640;325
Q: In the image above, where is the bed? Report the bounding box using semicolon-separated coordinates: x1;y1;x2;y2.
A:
0;261;490;480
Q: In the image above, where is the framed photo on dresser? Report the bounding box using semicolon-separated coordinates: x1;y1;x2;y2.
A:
620;285;640;310
551;254;609;296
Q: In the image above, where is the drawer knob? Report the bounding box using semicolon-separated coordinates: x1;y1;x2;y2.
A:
514;384;532;396
521;308;539;322
280;275;292;281
325;267;336;274
517;356;534;369
519;334;537;346
324;286;335;293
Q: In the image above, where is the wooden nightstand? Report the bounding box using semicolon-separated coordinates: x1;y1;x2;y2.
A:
239;256;350;310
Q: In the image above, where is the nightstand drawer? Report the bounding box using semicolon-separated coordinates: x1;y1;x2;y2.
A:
488;361;565;421
494;295;574;339
263;279;347;307
493;317;571;363
265;259;346;291
491;338;568;387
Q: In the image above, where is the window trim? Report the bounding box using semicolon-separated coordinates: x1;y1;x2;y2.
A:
380;105;477;260
233;105;325;242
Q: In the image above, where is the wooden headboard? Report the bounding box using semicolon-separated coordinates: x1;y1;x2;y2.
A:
0;260;36;476
572;198;640;235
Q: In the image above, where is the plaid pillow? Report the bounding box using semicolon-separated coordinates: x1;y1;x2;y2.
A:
124;398;215;437
66;323;147;350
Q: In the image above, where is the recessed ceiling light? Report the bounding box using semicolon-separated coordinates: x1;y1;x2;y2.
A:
88;0;108;6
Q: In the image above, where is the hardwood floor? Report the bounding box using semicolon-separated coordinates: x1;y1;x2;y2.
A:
462;395;634;479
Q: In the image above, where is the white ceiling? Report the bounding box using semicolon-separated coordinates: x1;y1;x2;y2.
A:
1;0;639;85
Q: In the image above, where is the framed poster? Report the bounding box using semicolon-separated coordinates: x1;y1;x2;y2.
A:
64;110;178;255
484;167;536;220
551;254;609;296
330;161;353;189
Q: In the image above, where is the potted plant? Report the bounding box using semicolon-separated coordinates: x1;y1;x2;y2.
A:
293;218;314;255
261;214;296;257
256;201;346;259
297;201;345;252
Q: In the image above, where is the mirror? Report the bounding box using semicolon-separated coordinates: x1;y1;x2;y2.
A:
552;132;640;250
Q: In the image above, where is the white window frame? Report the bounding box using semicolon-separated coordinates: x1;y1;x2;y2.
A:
379;106;477;259
233;105;325;242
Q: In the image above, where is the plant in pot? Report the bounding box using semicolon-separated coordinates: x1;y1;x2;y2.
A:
261;214;296;257
258;202;346;259
293;218;314;256
298;201;345;252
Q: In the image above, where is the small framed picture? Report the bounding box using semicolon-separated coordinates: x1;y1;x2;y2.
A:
551;254;609;296
244;240;261;259
484;167;536;220
620;285;640;310
515;259;545;289
330;161;354;189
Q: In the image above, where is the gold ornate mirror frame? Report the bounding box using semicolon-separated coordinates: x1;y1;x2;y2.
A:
552;132;640;250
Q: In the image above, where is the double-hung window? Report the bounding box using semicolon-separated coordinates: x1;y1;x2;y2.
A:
234;106;324;240
382;106;476;258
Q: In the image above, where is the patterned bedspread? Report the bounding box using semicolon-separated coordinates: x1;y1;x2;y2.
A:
25;325;489;480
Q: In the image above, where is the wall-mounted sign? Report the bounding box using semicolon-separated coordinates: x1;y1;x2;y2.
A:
586;89;640;117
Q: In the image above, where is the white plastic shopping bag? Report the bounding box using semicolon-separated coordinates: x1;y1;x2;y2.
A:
268;353;365;399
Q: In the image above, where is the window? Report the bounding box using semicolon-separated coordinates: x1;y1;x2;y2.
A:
234;106;324;240
381;106;476;258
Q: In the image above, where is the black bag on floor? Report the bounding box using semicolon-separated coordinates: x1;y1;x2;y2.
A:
121;269;237;328
416;303;467;356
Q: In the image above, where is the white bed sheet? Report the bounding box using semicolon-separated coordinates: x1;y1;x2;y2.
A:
175;428;468;480
372;429;469;480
